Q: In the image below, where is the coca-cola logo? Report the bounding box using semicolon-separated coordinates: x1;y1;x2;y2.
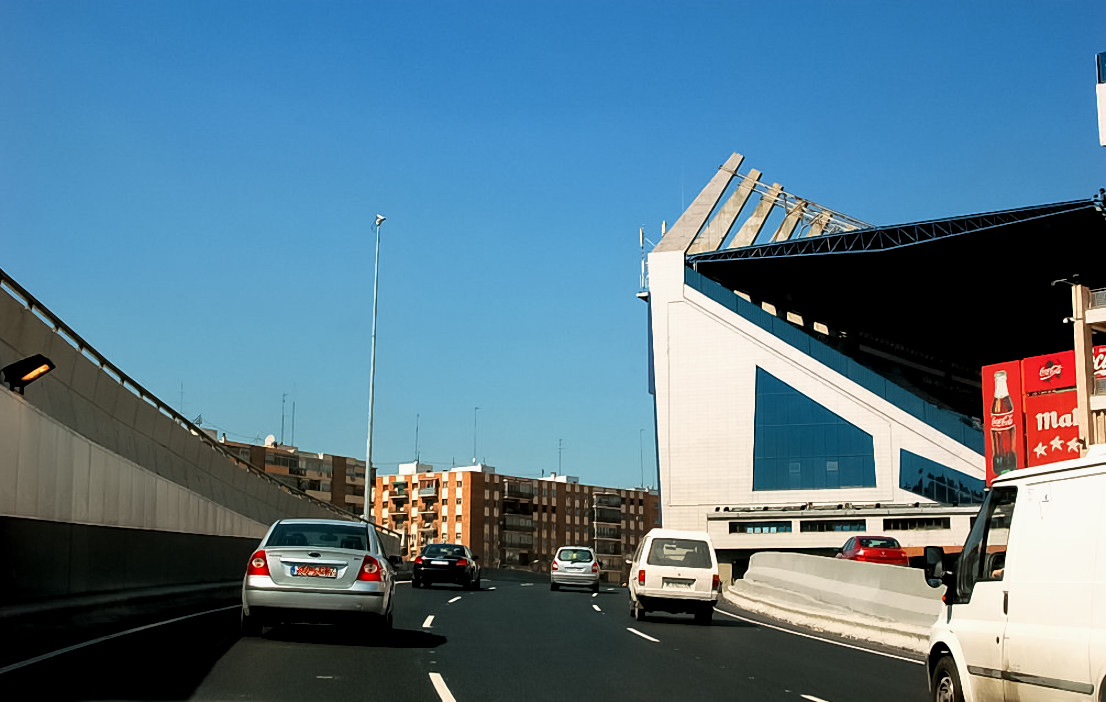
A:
991;411;1015;430
1039;360;1063;382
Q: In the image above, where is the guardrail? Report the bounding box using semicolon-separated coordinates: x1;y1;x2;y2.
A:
0;266;394;534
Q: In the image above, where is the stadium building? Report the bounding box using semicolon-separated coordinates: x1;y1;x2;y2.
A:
643;153;1106;569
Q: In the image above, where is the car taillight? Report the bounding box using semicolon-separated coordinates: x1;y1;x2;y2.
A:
455;558;469;567
357;555;382;582
551;561;559;571
413;555;423;565
638;569;645;586
591;562;599;573
712;574;720;590
247;550;269;577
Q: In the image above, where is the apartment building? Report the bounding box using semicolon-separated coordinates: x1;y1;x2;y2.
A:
372;463;660;583
220;438;369;515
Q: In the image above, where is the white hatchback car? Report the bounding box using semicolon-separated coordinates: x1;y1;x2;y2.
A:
550;545;600;592
627;528;719;625
241;518;401;635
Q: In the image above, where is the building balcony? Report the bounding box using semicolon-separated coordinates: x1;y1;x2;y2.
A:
504;483;536;500
418;523;438;535
389;489;410;501
418;487;438;499
501;515;534;532
390;511;409;522
418;505;438;517
593;507;623;524
594;493;622;508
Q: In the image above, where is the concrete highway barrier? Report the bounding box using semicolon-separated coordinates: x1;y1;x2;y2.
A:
723;551;943;653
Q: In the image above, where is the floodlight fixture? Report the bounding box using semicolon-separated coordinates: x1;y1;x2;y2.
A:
1;354;55;395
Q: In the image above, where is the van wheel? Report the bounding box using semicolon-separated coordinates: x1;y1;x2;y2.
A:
631;600;646;621
240;608;262;637
931;656;963;702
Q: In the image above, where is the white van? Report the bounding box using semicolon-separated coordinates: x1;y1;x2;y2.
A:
626;528;719;625
923;449;1106;702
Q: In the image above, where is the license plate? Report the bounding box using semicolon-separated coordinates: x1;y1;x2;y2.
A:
662;578;693;590
431;560;449;566
291;565;337;578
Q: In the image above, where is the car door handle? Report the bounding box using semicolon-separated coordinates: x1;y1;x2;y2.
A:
1003;591;1008;615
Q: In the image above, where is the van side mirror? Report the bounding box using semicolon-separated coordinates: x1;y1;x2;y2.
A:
625;558;632;566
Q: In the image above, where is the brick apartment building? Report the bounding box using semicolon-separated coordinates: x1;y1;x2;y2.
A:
372;463;660;583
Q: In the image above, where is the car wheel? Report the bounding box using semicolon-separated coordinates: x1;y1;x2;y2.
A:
630;599;645;621
467;574;480;590
551;581;560;591
412;576;421;589
694;604;713;625
381;605;394;631
591;583;600;594
931;656;963;702
240;608;262;637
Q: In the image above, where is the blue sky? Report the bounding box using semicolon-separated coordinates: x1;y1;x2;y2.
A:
2;1;1103;489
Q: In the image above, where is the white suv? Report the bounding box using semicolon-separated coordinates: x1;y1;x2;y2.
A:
627;528;719;625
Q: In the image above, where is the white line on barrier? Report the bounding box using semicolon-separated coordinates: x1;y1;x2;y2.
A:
626;627;659;643
714;608;923;665
0;604;240;675
429;672;457;702
422;615;435;628
592;604;601;612
447;596;461;604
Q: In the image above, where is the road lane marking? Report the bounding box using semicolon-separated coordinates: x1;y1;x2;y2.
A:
626;627;659;643
714;608;923;665
422;615;435;628
591;592;598;598
801;695;830;702
429;672;457;702
0;604;240;675
447;596;461;604
520;583;533;587
592;604;601;612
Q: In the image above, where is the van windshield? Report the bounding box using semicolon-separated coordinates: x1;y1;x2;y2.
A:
646;538;712;568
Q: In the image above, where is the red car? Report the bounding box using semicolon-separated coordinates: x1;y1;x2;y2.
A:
836;536;910;566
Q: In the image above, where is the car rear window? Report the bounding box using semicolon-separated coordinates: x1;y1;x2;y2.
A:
646;538;712;568
858;537;900;549
267;523;368;550
557;549;594;563
424;544;465;558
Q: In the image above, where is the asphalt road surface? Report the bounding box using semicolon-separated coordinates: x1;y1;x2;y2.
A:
2;572;930;702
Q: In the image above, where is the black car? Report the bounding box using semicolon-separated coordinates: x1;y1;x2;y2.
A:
412;543;481;589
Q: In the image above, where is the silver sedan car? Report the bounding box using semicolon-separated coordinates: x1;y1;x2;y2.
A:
241;518;400;635
550;545;601;592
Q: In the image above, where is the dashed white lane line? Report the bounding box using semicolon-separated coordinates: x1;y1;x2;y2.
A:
626;627;659;643
800;695;830;702
591;592;598;598
487;587;496;591
520;583;534;587
447;596;462;604
714;608;923;665
592;604;602;612
429;672;458;702
422;615;435;628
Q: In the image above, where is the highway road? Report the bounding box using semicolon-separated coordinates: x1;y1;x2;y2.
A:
2;571;929;701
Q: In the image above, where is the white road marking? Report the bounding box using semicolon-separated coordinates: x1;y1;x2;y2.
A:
487;586;496;591
801;695;831;702
429;672;457;702
592;604;602;612
422;615;435;628
316;676;334;680
626;627;660;643
0;604;240;675
447;596;461;604
520;583;533;587
591;592;598;598
714;608;924;665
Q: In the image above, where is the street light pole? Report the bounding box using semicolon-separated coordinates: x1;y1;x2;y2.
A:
363;214;385;522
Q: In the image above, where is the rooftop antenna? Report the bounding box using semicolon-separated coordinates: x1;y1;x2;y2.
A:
414;413;420;462
280;393;287;445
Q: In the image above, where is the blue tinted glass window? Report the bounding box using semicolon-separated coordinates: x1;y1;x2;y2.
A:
753;368;876;491
899;450;984;505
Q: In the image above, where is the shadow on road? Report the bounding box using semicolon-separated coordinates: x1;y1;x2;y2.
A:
261;624;448;649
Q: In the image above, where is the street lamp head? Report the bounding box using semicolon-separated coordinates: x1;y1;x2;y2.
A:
375;214;386;227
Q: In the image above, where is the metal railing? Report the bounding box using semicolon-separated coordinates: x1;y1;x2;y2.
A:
1092;287;1106;309
0;266;392;532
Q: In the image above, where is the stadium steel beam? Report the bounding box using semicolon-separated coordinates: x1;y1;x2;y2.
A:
688;200;1095;263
